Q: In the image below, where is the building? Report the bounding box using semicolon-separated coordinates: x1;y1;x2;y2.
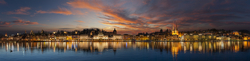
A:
111;34;123;40
93;31;109;40
166;35;179;41
123;34;133;41
79;34;89;41
5;33;7;37
172;21;179;35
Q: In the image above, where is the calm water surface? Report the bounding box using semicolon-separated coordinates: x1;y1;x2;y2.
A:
0;41;250;61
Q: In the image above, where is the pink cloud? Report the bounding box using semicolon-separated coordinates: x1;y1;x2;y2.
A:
0;21;11;27
0;21;10;25
6;7;31;15
36;7;72;15
0;0;6;4
26;22;39;24
12;19;39;25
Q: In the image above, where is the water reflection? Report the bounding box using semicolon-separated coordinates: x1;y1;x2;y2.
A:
1;41;250;57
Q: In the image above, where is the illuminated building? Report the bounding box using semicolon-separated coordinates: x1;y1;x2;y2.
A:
48;34;56;41
79;34;89;40
5;33;7;37
183;33;217;41
93;31;109;40
41;30;44;34
66;35;72;40
75;32;78;34
166;35;179;41
1;28;248;41
233;31;240;36
17;33;20;36
172;21;179;35
154;34;165;41
244;36;248;40
30;30;34;35
111;34;123;40
135;35;149;41
123;34;133;41
58;35;67;41
72;35;79;41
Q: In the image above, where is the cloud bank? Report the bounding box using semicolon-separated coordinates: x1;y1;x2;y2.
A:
67;0;250;34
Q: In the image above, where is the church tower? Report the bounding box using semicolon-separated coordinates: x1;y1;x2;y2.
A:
41;30;44;34
25;30;27;34
160;29;163;33
30;30;34;35
172;21;179;35
5;33;7;37
113;28;117;34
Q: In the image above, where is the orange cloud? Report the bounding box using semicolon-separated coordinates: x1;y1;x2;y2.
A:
67;0;141;24
36;7;72;15
72;10;88;15
100;21;137;29
75;20;85;23
67;0;174;33
102;11;139;23
6;7;31;15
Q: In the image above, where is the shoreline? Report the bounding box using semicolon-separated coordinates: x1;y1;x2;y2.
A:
0;40;247;42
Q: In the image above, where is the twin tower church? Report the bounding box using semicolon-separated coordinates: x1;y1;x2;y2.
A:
172;21;179;35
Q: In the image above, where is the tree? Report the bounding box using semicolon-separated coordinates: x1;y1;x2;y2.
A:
165;29;169;32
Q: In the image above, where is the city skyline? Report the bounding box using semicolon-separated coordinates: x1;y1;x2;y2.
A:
0;0;250;35
1;28;249;36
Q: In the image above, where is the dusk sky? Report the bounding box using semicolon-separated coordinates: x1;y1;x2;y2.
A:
0;0;250;35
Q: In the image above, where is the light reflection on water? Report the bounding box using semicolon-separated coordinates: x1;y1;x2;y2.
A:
0;41;250;61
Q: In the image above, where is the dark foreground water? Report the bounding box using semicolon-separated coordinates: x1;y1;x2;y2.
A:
0;41;250;61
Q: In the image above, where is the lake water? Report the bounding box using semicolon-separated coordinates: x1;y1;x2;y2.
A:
0;41;250;61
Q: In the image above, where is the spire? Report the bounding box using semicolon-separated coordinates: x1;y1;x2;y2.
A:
176;20;178;30
172;21;175;30
30;30;34;35
5;33;7;37
113;28;117;34
25;30;27;34
57;30;60;34
41;29;44;34
160;29;163;32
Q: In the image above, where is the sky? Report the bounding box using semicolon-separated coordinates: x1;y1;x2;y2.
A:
0;0;250;35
